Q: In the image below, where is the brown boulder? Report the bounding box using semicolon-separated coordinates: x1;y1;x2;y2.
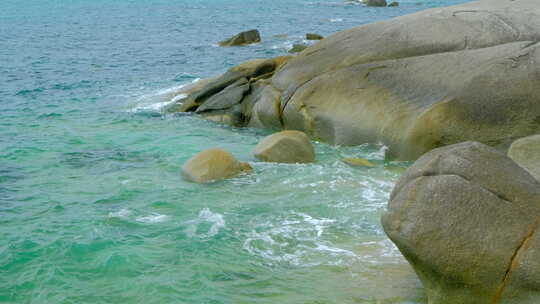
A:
253;131;315;163
181;149;252;183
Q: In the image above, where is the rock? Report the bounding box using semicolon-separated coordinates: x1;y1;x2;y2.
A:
181;149;252;183
165;56;291;125
382;142;540;304
171;0;540;160
196;78;250;113
388;1;399;7
306;33;323;40
218;29;261;47
364;0;387;7
342;157;375;167
508;134;540;182
253;131;315;163
288;44;308;53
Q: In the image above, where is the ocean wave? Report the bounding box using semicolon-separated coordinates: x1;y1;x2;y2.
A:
243;211;356;267
108;208;131;218
135;213;169;223
127;78;200;113
184;208;226;239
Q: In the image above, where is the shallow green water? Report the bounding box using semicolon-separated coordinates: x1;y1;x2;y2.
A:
1;0;472;302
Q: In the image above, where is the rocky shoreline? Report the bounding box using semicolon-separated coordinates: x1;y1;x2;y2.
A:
174;0;540;303
169;0;540;161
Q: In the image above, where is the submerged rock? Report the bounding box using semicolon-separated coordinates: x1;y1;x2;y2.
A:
306;33;323;40
171;0;540;160
181;148;252;183
383;142;540;304
364;0;387;7
288;44;308;53
341;157;374;167
253;130;315;163
218;29;261;47
273;34;288;39
508;134;540;182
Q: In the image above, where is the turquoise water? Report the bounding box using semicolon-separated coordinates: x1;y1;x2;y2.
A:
1;0;470;303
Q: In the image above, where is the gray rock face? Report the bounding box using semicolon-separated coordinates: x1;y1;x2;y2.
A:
218;29;261;47
364;0;387;7
253;130;315;163
508;134;540;182
171;0;540;160
382;142;540;304
181;149;252;183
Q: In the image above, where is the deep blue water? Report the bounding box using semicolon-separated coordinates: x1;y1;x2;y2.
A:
1;0;470;303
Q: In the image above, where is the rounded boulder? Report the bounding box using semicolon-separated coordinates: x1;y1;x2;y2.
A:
382;142;540;304
253;130;315;163
182;148;252;183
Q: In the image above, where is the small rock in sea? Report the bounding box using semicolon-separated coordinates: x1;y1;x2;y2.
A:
288;44;308;53
342;157;375;167
253;130;315;163
306;33;323;40
364;0;387;7
508;134;540;182
182;148;252;183
218;29;261;47
388;1;399;7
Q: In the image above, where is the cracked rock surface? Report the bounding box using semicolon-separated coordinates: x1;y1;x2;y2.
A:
382;141;540;304
168;0;540;160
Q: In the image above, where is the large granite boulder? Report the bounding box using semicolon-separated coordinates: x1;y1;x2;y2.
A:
181;148;252;183
170;0;540;160
218;29;261;47
253;130;315;163
508;134;540;182
382;142;540;304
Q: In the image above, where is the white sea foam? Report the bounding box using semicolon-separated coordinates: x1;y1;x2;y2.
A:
108;208;131;218
184;208;226;238
330;18;343;22
135;213;169;223
243;212;356;267
127;78;200;113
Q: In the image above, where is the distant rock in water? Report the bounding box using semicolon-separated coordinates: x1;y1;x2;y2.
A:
170;0;540;160
388;1;399;7
508;134;540;182
364;0;387;7
218;29;261;47
306;33;323;40
181;148;252;183
383;141;540;304
253;131;315;163
288;44;308;53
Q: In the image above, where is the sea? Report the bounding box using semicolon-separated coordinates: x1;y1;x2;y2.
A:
0;0;470;303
